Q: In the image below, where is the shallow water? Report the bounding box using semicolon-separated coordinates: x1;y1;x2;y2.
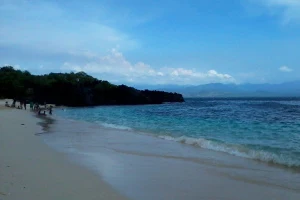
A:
55;97;300;167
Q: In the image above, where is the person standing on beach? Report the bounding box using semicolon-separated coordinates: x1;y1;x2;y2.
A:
12;99;16;107
49;105;53;115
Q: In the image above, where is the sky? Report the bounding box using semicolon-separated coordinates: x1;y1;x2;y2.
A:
1;0;300;86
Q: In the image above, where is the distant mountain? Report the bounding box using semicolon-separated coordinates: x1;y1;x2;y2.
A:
135;81;300;97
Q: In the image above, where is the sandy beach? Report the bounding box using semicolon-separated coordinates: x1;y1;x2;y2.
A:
2;99;300;200
0;101;128;200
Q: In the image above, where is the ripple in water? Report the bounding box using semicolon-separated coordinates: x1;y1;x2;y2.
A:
55;97;300;168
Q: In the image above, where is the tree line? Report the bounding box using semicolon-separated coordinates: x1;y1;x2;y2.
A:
0;66;184;106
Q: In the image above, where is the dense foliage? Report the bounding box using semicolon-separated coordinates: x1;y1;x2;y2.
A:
0;66;184;106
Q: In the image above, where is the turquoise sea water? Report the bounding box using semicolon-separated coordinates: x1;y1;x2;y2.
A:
55;97;300;168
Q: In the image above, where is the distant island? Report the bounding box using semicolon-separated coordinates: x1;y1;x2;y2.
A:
0;66;184;106
135;82;300;97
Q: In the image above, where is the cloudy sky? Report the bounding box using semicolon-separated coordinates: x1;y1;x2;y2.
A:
1;0;300;86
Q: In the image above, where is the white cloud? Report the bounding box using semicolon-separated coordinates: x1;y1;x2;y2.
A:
61;48;235;85
251;0;300;23
0;0;138;56
279;65;293;72
0;1;236;85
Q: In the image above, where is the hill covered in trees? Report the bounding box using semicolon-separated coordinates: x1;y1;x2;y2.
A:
0;66;184;106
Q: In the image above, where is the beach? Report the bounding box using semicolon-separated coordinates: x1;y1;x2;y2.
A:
1;100;300;200
0;102;128;200
45;107;300;200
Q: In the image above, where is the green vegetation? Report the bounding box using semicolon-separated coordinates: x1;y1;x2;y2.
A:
0;66;184;106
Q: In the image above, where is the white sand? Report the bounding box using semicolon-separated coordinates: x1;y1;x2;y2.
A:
0;106;128;200
2;99;300;200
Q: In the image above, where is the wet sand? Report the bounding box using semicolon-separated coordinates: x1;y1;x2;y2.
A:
43;117;300;200
0;106;128;200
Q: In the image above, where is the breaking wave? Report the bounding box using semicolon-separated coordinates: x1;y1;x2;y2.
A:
158;135;300;168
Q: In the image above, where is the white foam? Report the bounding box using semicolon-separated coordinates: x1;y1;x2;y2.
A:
98;122;132;131
158;135;300;167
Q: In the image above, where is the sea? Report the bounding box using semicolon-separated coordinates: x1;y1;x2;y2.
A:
40;97;300;199
53;97;300;168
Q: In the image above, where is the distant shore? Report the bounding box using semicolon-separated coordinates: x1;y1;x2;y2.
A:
0;102;128;200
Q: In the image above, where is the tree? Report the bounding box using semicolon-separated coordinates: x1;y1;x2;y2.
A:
0;66;184;106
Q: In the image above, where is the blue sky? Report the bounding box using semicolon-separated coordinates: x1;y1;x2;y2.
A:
1;0;300;85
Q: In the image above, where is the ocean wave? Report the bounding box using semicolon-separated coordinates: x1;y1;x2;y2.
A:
98;122;132;131
158;135;300;167
250;101;300;110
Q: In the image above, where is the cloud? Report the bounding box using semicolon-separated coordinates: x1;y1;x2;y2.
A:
279;65;293;72
0;0;138;58
61;48;235;85
0;0;235;85
250;0;300;23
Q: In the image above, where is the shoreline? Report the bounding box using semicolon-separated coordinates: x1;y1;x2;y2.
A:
54;101;300;170
0;107;129;200
43;113;300;200
54;108;300;171
3;99;300;200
